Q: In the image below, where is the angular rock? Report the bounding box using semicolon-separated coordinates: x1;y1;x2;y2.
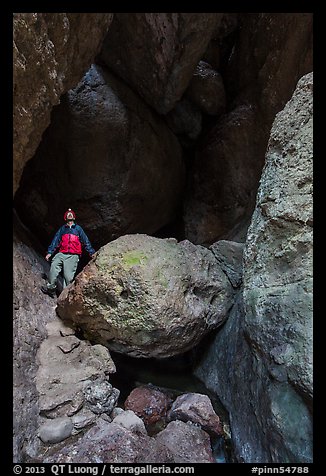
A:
112;410;147;435
56;234;235;358
195;73;313;463
227;13;313;124
36;323;116;419
167;392;223;437
14;64;185;249
184;13;312;245
210;240;244;288
195;295;271;463
186;61;226;116
42;420;174;463
110;407;124;419
13;13;113;195
83;377;120;415
243;72;313;401
99;13;223;114
38;417;73;444
71;409;97;434
13;213;59;461
155;420;215;463
184;104;265;244
124;386;172;433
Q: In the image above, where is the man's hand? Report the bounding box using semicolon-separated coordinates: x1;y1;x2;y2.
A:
45;254;51;261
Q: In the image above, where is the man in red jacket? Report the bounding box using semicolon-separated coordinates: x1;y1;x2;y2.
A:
41;209;96;297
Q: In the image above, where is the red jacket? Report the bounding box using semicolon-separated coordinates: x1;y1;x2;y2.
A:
47;223;95;256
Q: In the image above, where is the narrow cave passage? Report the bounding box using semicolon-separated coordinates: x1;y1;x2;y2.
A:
13;12;313;465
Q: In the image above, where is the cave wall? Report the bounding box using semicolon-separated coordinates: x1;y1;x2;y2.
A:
98;13;223;114
13;213;55;461
14;64;185;249
184;12;313;244
13;13;113;195
13;12;313;464
195;73;313;463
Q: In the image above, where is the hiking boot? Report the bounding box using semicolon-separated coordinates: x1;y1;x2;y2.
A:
41;285;56;298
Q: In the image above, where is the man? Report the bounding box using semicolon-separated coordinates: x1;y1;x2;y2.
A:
41;208;95;297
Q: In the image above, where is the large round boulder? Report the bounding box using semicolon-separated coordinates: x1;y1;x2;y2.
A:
57;234;235;358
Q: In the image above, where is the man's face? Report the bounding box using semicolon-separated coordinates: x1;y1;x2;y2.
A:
66;212;74;220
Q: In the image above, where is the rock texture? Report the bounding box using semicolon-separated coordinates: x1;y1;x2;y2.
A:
98;13;223;114
185;61;226;116
184;104;266;244
38;417;73;444
36;320;116;420
195;73;313;463
57;234;235;358
41;417;215;463
14;64;185;249
112;410;148;435
226;14;313;124
244;72;313;402
124;386;172;433
165;98;202;143
167;393;223;437
13;213;56;462
210;240;244;289
42;419;175;463
13;13;113;195
155;420;215;463
184;13;313;244
13;213;119;462
83;377;119;416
